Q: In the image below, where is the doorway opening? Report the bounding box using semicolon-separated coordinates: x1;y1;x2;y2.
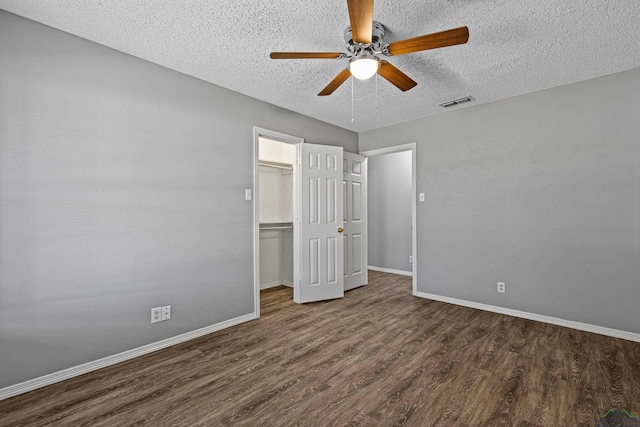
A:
253;127;303;317
360;143;417;294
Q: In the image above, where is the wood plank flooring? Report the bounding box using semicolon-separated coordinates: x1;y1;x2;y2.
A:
1;270;639;426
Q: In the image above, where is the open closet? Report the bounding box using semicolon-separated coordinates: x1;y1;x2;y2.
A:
254;127;368;306
258;137;296;290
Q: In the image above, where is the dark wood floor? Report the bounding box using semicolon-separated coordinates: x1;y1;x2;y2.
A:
2;270;639;426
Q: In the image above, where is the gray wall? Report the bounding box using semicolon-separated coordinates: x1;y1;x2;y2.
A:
360;68;640;335
367;151;412;272
0;10;357;389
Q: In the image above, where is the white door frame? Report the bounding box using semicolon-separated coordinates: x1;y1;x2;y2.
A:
359;143;417;295
253;127;304;318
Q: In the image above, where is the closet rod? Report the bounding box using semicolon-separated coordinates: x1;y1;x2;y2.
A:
259;161;293;170
260;226;293;230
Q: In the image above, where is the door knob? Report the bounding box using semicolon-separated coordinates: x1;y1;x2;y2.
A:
337;228;344;233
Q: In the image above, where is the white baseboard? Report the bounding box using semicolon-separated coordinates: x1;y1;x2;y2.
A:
0;312;256;401
368;266;413;277
260;281;293;290
415;291;640;343
260;281;283;290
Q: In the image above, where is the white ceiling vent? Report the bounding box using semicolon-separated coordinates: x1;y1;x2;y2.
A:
439;96;475;108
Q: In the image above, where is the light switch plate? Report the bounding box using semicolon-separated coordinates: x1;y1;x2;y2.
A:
161;305;171;320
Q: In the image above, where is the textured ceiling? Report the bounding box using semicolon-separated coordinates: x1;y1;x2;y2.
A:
1;1;639;132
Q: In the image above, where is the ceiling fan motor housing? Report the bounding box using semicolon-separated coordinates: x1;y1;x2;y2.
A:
344;21;387;56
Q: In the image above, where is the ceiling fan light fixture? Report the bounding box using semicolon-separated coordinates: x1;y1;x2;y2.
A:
349;55;380;80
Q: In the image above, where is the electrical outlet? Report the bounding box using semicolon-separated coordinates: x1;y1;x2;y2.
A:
409;256;413;263
161;305;171;321
151;307;162;323
497;282;506;293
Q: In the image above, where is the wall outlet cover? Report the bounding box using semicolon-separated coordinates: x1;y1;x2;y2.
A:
151;307;162;323
497;282;506;293
162;305;171;320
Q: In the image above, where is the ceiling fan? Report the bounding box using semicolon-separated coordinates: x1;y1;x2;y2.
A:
270;0;469;96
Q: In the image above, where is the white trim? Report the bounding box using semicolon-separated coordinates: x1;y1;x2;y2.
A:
253;127;304;317
360;143;417;295
260;281;294;290
260;281;284;290
368;266;413;277
0;313;256;401
415;291;640;343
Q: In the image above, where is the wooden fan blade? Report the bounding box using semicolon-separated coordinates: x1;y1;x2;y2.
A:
387;26;469;56
347;0;374;44
377;61;417;92
318;68;352;96
270;52;343;59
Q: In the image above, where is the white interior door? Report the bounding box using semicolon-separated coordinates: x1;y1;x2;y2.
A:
343;153;368;291
294;143;344;303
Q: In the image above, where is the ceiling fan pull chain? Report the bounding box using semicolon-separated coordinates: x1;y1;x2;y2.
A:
375;73;378;116
351;77;355;123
